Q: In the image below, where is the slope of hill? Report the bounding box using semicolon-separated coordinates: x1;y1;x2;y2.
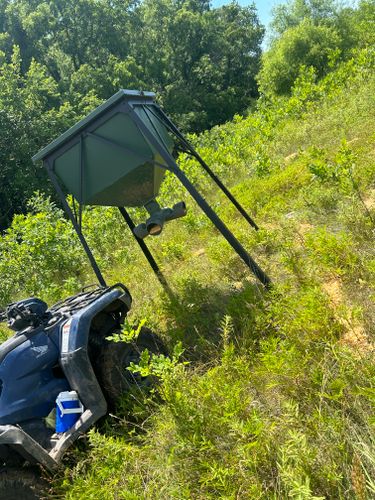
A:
0;48;374;498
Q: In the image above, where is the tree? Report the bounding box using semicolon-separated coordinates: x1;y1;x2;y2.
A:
269;0;375;62
0;0;137;78
0;0;264;132
270;0;341;37
0;47;78;228
258;19;341;96
337;0;375;48
134;0;264;131
260;0;375;97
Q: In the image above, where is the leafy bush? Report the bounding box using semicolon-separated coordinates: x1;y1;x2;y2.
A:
258;19;342;96
0;194;87;306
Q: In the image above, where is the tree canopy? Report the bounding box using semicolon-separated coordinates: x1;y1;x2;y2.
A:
258;19;341;96
0;0;264;130
259;0;375;97
0;0;264;228
270;0;341;36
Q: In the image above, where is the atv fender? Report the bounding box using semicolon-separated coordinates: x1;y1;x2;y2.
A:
51;288;130;462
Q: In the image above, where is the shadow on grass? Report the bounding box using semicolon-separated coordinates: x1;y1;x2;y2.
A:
159;275;268;361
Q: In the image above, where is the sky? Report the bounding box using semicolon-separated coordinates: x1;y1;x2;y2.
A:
212;0;359;30
211;0;287;30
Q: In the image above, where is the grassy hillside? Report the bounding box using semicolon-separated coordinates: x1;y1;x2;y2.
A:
0;49;374;498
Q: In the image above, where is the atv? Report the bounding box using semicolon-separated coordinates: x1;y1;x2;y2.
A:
0;284;166;498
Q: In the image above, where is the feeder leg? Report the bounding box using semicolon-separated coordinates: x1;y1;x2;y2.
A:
155;108;259;230
46;164;107;287
173;167;271;288
118;207;171;291
126;103;271;287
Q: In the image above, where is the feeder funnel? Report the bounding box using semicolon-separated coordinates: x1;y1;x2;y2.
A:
32;90;174;207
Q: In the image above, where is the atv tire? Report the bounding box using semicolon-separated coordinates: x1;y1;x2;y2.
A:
96;327;168;407
0;444;25;467
0;467;49;500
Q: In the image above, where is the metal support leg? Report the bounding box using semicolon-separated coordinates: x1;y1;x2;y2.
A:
127;105;271;288
173;167;271;287
46;163;107;287
118;207;171;291
147;106;259;230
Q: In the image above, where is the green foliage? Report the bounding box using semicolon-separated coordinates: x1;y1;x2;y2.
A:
307;141;358;189
261;0;375;97
258;19;342;96
352;0;375;47
0;46;78;227
0;324;10;343
127;341;186;381
106;319;147;343
0;0;264;135
0;194;87;306
270;0;342;37
305;227;359;276
143;1;264;131
306;141;375;227
1;29;375;500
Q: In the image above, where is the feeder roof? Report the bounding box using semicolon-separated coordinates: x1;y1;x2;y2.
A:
32;89;156;163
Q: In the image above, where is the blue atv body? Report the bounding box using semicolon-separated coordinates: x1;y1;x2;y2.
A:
0;322;69;426
0;284;133;470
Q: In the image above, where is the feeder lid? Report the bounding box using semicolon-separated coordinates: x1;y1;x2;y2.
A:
32;90;156;163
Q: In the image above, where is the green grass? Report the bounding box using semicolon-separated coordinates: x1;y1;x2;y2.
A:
1;50;374;498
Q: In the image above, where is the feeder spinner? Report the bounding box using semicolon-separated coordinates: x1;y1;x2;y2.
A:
33;89;271;289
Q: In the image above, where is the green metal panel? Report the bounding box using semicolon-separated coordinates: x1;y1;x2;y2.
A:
32;90;156;163
33;90;174;208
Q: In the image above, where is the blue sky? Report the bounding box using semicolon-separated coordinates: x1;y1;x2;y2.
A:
211;0;359;30
211;0;287;29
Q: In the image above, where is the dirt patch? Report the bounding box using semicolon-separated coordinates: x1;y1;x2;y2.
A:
284;152;298;163
363;188;375;210
298;222;314;236
323;279;373;354
230;281;244;292
340;324;373;354
347;137;359;145
193;248;205;257
322;280;344;308
291;221;314;246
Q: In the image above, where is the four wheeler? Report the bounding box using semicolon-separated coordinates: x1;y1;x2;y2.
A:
0;284;166;498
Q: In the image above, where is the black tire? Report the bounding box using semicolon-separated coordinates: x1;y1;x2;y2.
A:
96;327;168;407
0;445;25;468
0;467;49;500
